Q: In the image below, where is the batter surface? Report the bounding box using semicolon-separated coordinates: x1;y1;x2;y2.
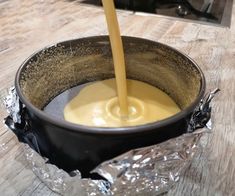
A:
64;79;180;127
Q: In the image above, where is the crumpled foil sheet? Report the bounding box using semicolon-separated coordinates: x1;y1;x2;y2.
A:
23;132;203;196
2;87;22;123
2;87;219;196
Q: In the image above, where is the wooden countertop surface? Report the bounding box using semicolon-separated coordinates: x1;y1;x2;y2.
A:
0;1;235;195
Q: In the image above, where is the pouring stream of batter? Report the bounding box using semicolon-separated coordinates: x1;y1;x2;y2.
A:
64;0;181;127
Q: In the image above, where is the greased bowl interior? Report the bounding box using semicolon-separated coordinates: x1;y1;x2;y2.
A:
16;36;205;133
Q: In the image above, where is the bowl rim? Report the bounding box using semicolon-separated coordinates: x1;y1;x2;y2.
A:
15;35;206;135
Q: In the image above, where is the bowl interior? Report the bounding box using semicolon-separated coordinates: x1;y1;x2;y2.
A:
18;36;202;120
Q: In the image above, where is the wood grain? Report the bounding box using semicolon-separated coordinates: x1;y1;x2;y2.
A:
0;0;235;195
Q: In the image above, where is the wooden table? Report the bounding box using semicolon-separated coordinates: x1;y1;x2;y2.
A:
0;1;234;195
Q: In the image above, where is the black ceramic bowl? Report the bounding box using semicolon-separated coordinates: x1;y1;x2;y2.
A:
15;36;205;177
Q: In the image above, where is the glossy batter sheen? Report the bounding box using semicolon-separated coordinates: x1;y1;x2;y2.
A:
64;79;181;127
102;0;128;116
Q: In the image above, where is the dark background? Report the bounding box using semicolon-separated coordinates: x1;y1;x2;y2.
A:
79;0;228;24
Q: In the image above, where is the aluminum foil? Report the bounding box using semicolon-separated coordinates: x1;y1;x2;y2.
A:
2;87;219;196
22;132;202;196
2;87;22;124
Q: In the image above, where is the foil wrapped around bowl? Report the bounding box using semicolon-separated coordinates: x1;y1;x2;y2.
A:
2;36;219;195
2;86;219;195
7;36;209;176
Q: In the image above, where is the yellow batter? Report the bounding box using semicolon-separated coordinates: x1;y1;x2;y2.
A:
64;79;180;127
63;0;181;127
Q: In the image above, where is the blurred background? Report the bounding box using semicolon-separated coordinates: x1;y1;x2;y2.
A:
79;0;233;27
